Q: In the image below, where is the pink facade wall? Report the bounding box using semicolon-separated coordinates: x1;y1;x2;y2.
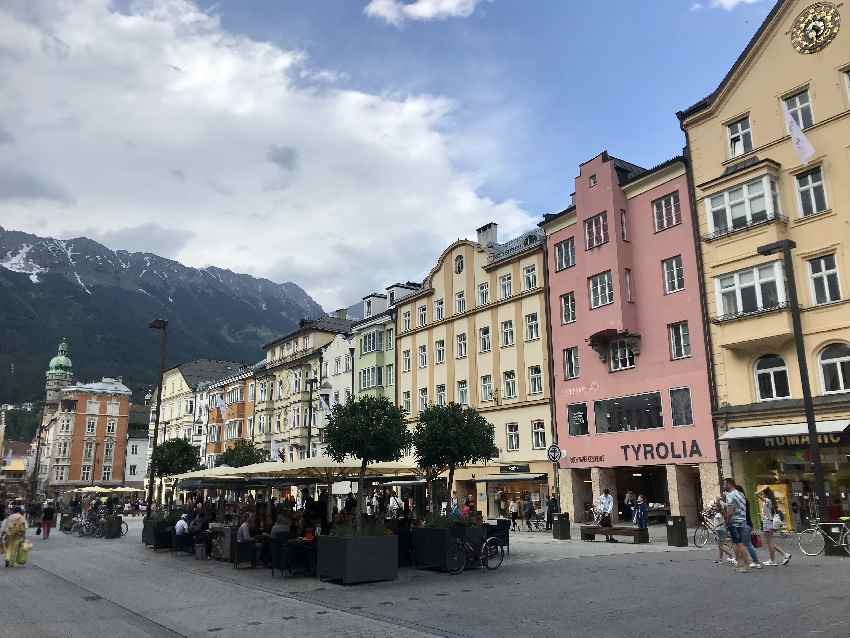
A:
545;152;716;468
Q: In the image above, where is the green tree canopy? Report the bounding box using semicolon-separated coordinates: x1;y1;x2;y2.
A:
150;438;200;477
324;395;411;532
413;403;497;513
216;439;270;468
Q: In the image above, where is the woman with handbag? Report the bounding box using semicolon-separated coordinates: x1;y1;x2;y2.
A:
757;487;791;566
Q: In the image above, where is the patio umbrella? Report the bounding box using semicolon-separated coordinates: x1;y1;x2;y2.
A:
170;465;236;481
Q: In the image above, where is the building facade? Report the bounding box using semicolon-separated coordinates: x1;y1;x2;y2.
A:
541;152;718;525
202;365;258;468
678;0;850;528
322;332;355;411
395;223;553;516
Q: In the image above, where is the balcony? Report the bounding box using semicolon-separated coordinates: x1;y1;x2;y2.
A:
713;303;793;351
703;214;787;243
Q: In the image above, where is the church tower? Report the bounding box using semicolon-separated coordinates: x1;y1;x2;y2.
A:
45;338;74;407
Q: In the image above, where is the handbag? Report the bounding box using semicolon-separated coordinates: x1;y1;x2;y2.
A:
751;532;763;548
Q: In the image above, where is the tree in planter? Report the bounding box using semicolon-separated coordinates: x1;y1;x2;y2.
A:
150;438;201;507
413;403;497;515
324;395;411;533
215;440;270;468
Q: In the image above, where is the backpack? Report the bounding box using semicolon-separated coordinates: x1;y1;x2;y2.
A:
6;515;26;538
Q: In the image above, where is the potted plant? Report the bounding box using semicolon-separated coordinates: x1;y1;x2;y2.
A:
318;395;411;584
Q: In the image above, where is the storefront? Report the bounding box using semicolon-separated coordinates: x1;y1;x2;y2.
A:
720;420;850;530
451;462;551;519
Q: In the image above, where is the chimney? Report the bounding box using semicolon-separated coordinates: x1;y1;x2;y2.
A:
333;308;347;320
476;222;498;247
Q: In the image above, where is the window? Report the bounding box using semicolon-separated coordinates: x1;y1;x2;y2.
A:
455;254;464;274
259;383;266;402
386;327;394;348
525;313;540;341
418;388;428;410
361;330;383;354
481;375;493;401
292;371;301;393
499;274;512;299
584;212;609;249
185;399;195;415
99;465;111;481
796;167;827;217
478;282;489;306
609;340;636;371
418;344;428;368
821;344;850;394
728;116;752;157
620;210;628;241
624;269;633;302
554;238;575;271
435;340;446;364
669;322;691;359
455;291;466;314
104;440;114;459
247;416;254;435
59;418;71;434
402;311;411;331
56;440;69;458
589;271;614;308
532;420;546;449
479;326;491;353
365;299;373;317
418;305;427;327
670;388;693;426
503;370;517;399
716;262;785;318
456;333;468;358
80;465;91;482
334;357;342;375
130;444;139;455
434;299;444;321
663;256;685;294
809;255;840;305
560;292;576;324
436;384;447;406
784;89;813;129
359;366;383;390
86;418;96;434
564;347;580;379
755;354;790;401
568;403;588;436
653;191;681;232
385;364;394;386
506;423;519;451
528;366;543;394
523;265;537;290
501;320;514;347
402;391;411;413
402;350;411;372
595;392;663;433
248;383;255;400
589;173;598;188
258;415;265;433
706;176;778;235
457;380;469;405
54;465;68;481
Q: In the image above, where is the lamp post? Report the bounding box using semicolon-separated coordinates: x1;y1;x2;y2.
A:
306;374;317;458
349;346;356;401
145;318;168;521
757;239;827;517
28;417;56;504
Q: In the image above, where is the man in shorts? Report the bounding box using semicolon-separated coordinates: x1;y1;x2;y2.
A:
724;478;753;573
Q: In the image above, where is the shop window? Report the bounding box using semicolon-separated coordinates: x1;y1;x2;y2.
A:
567;403;588;436
820;343;850;394
594;392;662;433
755;354;790;401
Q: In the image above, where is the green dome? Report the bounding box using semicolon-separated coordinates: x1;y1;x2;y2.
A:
48;339;72;373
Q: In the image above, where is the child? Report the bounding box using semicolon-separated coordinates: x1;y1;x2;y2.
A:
713;507;735;565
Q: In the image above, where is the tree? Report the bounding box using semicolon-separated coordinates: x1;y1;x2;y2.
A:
216;440;270;468
324;395;411;533
413;403;497;514
150;438;200;504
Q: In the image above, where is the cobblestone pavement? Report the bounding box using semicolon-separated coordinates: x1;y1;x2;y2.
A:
1;519;848;638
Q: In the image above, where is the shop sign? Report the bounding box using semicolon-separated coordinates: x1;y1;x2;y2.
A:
500;464;530;473
761;433;844;449
620;440;704;462
546;445;562;463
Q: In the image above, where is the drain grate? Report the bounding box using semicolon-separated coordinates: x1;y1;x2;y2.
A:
83;595;102;602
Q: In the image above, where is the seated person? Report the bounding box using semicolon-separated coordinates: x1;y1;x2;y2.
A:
270;510;291;539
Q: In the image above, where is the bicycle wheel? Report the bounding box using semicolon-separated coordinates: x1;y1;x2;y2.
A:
445;541;467;575
482;537;504;570
693;525;711;548
841;528;850;557
798;528;825;556
121;521;129;536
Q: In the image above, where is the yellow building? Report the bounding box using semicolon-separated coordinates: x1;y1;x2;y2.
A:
395;223;554;517
678;0;850;527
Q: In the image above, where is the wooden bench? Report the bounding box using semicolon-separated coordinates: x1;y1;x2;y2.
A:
580;526;649;544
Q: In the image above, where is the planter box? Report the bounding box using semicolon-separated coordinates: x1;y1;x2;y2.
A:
317;535;398;585
412;525;485;571
103;516;123;539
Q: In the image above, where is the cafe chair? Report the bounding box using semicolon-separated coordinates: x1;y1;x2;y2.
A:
269;538;290;578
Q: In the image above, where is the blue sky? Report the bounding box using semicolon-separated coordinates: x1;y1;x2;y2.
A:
1;0;776;308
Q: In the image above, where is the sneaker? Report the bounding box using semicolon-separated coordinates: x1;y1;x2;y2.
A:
782;554;791;566
735;566;751;573
726;557;736;565
749;562;763;569
762;560;778;566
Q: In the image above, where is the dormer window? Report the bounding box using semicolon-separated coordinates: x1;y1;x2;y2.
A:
455;255;464;274
388;291;395;304
728;116;752;158
589;174;598;188
365;299;372;317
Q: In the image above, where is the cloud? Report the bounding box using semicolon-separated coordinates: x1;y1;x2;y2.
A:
365;0;485;25
0;0;529;309
690;3;704;11
703;0;761;9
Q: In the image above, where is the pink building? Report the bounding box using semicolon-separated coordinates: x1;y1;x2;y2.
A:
540;151;719;526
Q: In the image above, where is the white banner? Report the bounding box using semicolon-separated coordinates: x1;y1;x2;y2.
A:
783;104;815;164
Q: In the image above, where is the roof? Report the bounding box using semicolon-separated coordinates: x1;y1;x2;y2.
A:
127;424;149;439
538;204;576;228
611;157;647;185
64;378;131;396
619;155;685;187
677;0;788;121
351;307;394;330
487;228;544;267
128;403;149;427
263;316;354;349
171;359;244;390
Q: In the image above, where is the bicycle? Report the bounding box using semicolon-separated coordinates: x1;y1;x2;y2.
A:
693;509;720;547
797;515;850;557
446;535;505;575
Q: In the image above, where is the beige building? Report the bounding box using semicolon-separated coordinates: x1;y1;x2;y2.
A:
678;0;850;527
396;223;553;517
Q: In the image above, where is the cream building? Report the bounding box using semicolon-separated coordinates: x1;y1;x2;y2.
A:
678;0;850;527
396;223;554;517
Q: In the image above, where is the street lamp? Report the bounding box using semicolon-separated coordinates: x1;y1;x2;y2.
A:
757;239;827;517
145;318;168;521
29;417;56;504
348;346;356;401
306;375;318;458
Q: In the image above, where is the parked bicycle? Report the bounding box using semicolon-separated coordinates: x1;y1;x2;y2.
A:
446;535;505;575
797;515;850;557
693;509;720;547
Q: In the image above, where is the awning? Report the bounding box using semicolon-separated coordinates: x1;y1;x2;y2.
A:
475;473;547;483
719;420;850;441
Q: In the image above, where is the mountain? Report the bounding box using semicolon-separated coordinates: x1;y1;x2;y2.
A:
0;226;324;405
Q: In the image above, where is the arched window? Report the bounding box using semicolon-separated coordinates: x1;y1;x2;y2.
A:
755;354;790;401
820;343;850;394
454;254;464;274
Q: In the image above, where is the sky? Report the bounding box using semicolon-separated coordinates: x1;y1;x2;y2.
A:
0;0;775;310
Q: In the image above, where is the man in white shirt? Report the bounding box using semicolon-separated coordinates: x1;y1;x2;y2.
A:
598;489;616;543
174;513;191;550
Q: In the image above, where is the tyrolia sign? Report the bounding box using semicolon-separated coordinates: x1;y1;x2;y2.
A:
562;436;714;468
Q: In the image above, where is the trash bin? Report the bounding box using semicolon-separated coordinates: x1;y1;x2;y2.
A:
666;516;687;547
819;523;847;556
553;513;571;540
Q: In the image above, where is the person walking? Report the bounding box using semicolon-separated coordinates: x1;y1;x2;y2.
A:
598;488;615;542
633;494;648;530
522;494;534;531
509;496;519;531
757;487;791;566
736;483;762;569
545;495;559;530
2;506;27;567
41;501;55;540
723;478;759;572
